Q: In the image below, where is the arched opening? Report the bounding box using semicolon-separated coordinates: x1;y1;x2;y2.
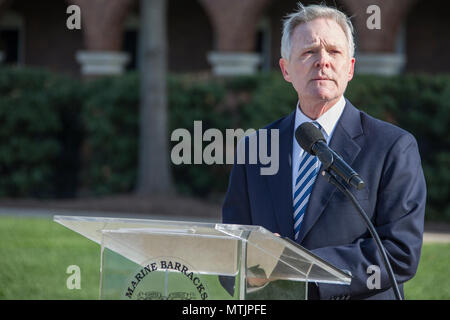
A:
123;0;213;73
0;9;24;65
167;0;213;73
5;0;84;76
405;0;450;73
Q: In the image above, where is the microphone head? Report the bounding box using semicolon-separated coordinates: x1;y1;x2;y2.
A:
295;122;326;155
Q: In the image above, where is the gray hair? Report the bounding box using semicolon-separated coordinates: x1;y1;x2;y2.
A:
281;2;355;60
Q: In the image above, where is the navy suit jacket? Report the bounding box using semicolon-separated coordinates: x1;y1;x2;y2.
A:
222;99;426;300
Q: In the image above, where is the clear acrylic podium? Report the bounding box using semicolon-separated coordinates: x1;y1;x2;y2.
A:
54;215;351;300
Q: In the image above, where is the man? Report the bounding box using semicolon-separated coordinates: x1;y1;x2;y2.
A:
222;3;426;300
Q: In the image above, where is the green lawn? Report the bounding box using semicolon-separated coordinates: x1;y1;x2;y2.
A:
0;215;448;300
404;241;450;299
0;215;99;299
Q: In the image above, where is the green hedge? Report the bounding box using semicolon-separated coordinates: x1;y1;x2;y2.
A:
81;73;139;195
0;67;448;221
346;75;450;221
0;67;82;197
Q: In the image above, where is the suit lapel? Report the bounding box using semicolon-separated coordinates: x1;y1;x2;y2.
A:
297;100;364;244
264;111;295;239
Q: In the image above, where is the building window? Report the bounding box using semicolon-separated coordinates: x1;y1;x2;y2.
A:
0;10;24;65
256;17;272;71
0;29;19;64
123;13;139;71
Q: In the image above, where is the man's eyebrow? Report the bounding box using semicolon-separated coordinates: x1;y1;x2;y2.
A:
300;43;319;51
300;42;343;51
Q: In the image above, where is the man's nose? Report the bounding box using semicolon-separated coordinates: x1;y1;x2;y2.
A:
315;50;331;69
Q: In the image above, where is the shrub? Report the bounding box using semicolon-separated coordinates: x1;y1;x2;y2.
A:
81;73;234;196
0;67;82;197
81;73;139;195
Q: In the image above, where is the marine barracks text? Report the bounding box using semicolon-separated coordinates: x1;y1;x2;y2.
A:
125;259;208;299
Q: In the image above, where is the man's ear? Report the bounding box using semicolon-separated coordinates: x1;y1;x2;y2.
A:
279;58;291;82
348;57;355;81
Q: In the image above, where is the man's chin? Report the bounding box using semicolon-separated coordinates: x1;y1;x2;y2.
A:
310;91;338;102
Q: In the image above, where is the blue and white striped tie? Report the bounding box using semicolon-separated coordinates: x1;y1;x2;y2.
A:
293;122;321;240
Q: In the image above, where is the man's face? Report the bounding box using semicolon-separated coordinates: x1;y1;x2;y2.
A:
280;18;355;106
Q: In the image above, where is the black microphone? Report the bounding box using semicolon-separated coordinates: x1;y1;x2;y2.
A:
295;122;365;190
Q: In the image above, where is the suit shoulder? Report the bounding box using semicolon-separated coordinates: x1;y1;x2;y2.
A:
359;110;417;148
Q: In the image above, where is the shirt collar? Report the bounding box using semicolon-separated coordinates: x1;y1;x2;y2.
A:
294;95;346;141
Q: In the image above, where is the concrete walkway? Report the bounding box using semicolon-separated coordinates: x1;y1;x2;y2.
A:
423;232;450;244
0;206;221;222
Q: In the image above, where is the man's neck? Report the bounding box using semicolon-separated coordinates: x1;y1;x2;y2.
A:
298;96;341;120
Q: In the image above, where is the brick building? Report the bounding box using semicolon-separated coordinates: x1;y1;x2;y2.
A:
0;0;448;77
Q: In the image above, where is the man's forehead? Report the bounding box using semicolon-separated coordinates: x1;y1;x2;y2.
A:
292;18;347;44
291;19;348;48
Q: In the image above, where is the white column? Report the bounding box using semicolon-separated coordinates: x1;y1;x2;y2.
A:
207;52;261;76
76;51;130;76
355;53;406;76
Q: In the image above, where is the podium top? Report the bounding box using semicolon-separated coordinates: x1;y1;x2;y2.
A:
54;215;351;285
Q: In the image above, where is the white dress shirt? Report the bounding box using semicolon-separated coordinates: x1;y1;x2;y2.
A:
292;96;346;198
